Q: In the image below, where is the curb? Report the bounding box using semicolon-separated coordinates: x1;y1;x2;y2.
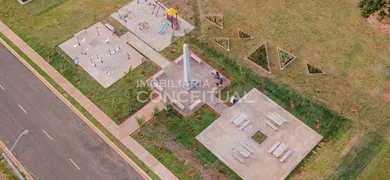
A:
0;140;34;180
0;37;151;180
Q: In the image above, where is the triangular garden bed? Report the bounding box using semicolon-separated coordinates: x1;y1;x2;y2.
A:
210;38;230;51
238;29;253;39
246;42;271;74
277;47;296;70
204;15;224;29
307;64;325;75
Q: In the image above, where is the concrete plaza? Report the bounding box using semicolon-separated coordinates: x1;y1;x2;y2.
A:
151;53;230;116
59;22;143;88
196;88;322;180
111;0;194;51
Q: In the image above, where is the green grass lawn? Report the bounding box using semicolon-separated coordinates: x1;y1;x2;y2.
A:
49;48;158;124
358;140;390;180
329;134;386;180
158;37;352;178
192;0;390;178
0;0;160;123
133;107;241;180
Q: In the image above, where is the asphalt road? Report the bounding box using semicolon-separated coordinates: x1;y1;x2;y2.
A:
0;43;143;180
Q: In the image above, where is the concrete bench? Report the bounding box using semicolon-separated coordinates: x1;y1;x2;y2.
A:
267;113;283;126
240;143;254;154
172;99;185;110
104;23;116;32
273;143;287;158
189;99;202;110
152;81;163;92
237;147;250;158
153;70;165;79
273;112;287;123
233;114;247;126
268;141;281;153
191;54;202;64
265;120;278;131
280;150;293;163
232;149;245;164
229;112;242;122
175;55;183;64
239;120;251;131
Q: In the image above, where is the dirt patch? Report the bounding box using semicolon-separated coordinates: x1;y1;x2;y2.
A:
164;139;229;180
340;133;362;157
0;170;5;180
367;15;390;36
383;82;390;102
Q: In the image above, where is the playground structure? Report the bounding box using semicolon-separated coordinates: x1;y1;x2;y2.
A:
151;0;179;35
111;0;194;51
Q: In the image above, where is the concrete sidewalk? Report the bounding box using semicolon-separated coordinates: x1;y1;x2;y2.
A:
117;100;165;139
0;21;177;180
121;32;171;68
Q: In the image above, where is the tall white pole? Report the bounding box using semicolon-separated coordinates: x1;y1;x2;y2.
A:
183;43;191;87
10;130;28;152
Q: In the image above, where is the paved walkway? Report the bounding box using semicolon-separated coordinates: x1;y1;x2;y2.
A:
117;100;165;139
121;32;170;68
0;21;177;180
204;97;230;115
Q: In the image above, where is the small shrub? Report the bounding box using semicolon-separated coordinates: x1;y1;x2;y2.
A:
210;38;230;51
359;0;386;18
136;117;144;126
252;131;267;144
278;48;296;69
238;30;252;39
307;64;323;74
204;15;224;28
247;43;270;71
379;9;386;19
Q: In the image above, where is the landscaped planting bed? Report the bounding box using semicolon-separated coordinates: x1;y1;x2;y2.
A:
247;43;270;73
238;29;253;39
132;107;241;180
307;64;324;75
204;15;224;29
210;38;230;51
277;47;296;70
252;131;267;144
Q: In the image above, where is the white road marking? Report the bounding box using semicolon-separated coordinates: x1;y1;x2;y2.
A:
18;104;27;113
42;130;53;140
0;84;4;90
69;158;80;170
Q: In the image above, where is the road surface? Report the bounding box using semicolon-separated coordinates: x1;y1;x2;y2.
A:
0;43;143;180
